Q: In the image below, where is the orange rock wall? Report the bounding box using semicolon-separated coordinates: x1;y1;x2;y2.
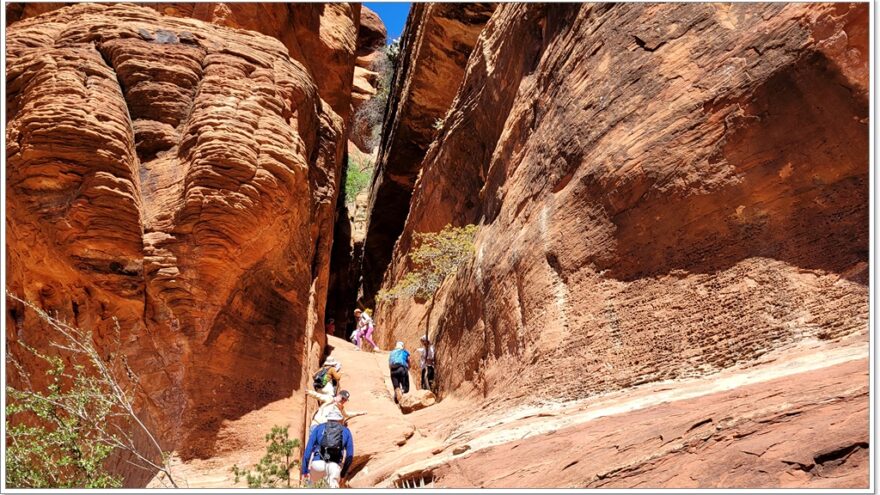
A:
374;3;868;400
361;3;495;306
5;3;359;482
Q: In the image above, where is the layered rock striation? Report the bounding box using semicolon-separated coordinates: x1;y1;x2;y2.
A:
373;1;867;419
5;3;358;482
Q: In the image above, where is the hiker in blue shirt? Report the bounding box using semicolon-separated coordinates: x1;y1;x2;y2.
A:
388;341;411;404
301;409;354;488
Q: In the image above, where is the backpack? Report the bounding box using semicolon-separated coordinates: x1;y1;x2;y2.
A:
313;367;330;390
319;422;345;463
389;349;409;368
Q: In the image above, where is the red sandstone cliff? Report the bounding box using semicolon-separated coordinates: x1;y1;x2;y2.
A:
370;3;868;487
5;3;359;484
361;3;496;305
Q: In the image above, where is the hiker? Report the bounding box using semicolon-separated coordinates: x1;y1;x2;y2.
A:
307;389;367;431
313;356;343;396
352;309;364;349
352;309;379;352
388;341;411;403
359;309;380;352
301;409;354;488
416;336;435;391
326;318;335;337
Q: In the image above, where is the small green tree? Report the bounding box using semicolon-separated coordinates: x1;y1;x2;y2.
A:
377;224;477;357
344;155;374;206
231;425;300;488
6;352;121;488
5;293;178;488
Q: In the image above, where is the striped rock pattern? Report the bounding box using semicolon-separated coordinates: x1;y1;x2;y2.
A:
5;3;357;481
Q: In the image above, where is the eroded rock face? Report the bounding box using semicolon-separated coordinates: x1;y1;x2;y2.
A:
375;1;867;418
7;2;361;119
361;3;495;305
325;7;387;341
5;3;356;482
349;6;388;152
404;358;868;488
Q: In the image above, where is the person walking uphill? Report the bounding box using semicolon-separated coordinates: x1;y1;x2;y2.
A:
301;409;354;488
417;336;436;391
388;341;411;404
313;356;343;396
307;389;366;431
353;309;380;352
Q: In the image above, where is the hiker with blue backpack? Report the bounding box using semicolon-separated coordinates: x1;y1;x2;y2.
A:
388;341;411;404
301;409;354;488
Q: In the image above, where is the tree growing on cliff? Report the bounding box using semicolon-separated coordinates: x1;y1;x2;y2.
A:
353;38;401;150
5;293;178;488
377;224;478;346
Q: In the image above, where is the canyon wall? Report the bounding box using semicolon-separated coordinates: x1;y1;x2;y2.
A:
5;3;361;484
373;2;868;402
361;3;495;307
325;7;387;337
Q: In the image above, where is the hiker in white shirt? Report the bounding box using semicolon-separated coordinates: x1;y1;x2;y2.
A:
416;336;435;391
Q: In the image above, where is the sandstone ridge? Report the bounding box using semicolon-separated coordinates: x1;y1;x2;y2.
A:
6;3;359;483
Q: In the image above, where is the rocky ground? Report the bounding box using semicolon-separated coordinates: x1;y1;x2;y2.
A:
153;333;867;489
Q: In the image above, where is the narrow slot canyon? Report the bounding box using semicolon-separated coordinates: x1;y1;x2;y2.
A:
4;2;870;490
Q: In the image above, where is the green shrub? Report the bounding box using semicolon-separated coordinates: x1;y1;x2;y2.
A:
378;224;478;302
6;353;122;488
344;156;373;204
231;425;300;488
5;293;177;488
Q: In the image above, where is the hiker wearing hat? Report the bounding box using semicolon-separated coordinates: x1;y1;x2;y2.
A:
388;341;411;403
307;389;367;431
313;356;343;396
416;336;436;391
361;309;380;352
301;408;354;488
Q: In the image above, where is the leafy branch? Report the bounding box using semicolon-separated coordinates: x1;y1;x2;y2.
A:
5;292;179;488
378;224;478;303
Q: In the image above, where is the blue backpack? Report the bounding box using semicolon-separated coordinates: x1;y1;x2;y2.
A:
389;349;409;368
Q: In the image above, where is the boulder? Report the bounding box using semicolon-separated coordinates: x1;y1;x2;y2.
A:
399;389;437;414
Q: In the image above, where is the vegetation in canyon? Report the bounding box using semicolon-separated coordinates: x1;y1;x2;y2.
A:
5;295;177;488
352;38;400;151
231;425;302;488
